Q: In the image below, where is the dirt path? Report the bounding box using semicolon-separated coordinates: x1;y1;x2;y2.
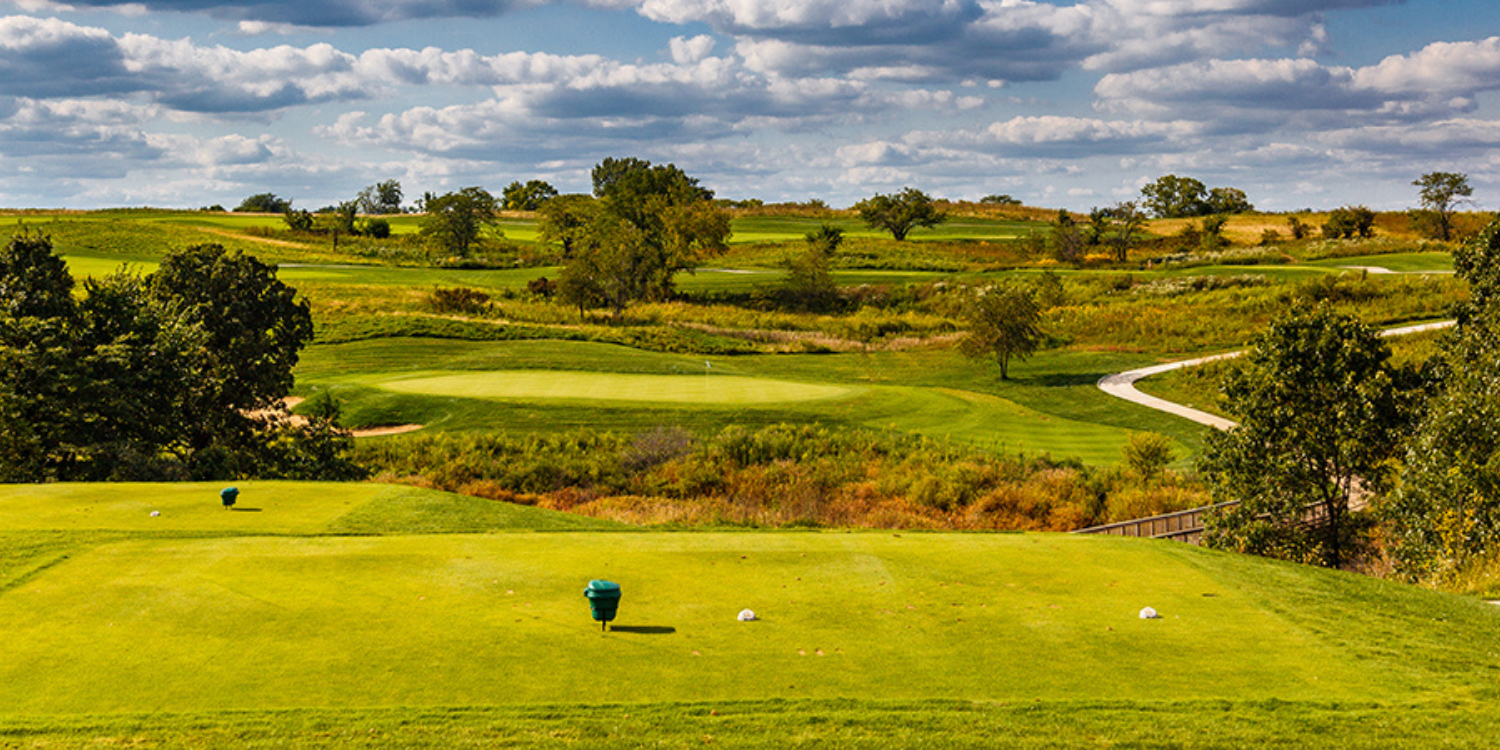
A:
1096;320;1455;431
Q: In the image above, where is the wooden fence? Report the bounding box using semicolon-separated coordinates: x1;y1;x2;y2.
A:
1072;501;1240;545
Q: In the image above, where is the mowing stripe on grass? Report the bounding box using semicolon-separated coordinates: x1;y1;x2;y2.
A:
375;370;857;405
0;532;1460;714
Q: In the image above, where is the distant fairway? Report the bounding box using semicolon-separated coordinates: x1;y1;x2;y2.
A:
375;370;857;405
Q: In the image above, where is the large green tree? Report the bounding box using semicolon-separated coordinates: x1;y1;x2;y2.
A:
1140;175;1208;218
145;244;314;471
419;187;501;257
854;187;946;241
0;233;81;480
1386;218;1500;582
1202;304;1412;567
356;179;404;215
0;238;323;481
234;192;291;213
551;158;729;314
502;179;559;211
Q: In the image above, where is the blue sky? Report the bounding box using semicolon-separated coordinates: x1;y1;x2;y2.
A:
0;0;1496;211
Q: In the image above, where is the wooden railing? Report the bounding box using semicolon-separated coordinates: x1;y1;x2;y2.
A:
1072;501;1240;544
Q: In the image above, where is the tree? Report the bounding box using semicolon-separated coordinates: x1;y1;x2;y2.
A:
283;207;314;232
1322;205;1375;239
958;283;1043;380
1048;210;1086;264
1386;217;1500;582
1205;186;1253;215
419;187;501;257
146;244;314;466
234;192;291;213
0;232;81;480
1201;304;1411;567
537;194;599;258
503;180;559;211
0;236;334;481
1099;201;1146;262
980;194;1021;206
1140;175;1207;218
783;224;842;309
1122;432;1174;485
553;158;730;314
1412;171;1472;241
854;187;946;241
356;179;404;215
315;200;359;238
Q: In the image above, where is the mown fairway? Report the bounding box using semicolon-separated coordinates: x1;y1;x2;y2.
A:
4;482;1500;746
297;339;1190;464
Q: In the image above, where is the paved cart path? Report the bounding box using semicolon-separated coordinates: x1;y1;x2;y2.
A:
1096;320;1456;431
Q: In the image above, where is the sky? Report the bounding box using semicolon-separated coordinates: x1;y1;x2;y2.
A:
0;0;1497;212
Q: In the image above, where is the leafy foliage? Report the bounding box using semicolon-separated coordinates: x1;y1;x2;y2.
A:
0;235;346;481
419;187;501;257
234;192;291;213
854;187;946;241
1411;171;1472;241
1202;304;1414;567
553;158;730;315
502;179;559;211
1140;175;1254;218
958;283;1043;380
356;179;404;215
1322;205;1376;239
1387;217;1500;582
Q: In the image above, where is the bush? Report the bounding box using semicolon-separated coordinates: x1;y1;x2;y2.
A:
429;287;491;315
1322;206;1376;239
363;218;391;239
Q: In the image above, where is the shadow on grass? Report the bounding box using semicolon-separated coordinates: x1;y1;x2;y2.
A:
1024;371;1107;388
609;626;676;635
230;507;263;512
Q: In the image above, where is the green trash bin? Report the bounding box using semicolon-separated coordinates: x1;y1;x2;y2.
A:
585;580;621;631
220;486;239;509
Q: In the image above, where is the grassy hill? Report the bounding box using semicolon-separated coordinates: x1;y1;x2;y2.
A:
4;482;1500;746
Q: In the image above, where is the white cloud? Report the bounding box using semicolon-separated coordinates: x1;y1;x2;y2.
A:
668;34;715;65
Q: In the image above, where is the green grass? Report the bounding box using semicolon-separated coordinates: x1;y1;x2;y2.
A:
6;529;1500;713
5;476;1500;747
297;339;1197;464
7;483;1500;745
1306;252;1454;273
0;482;623;535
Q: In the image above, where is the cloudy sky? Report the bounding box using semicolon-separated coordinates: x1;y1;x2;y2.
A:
0;0;1496;211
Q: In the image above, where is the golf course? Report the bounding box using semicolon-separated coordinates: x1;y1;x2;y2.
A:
2;205;1493;746
5;481;1500;747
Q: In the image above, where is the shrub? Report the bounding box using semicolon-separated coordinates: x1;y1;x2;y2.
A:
429;287;491;315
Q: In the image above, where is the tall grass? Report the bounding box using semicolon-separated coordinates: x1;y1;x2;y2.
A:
357;424;1207;530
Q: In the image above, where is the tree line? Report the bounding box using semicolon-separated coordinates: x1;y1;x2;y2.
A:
0;235;360;481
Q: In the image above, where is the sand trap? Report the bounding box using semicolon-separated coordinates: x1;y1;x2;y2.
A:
281;397;423;438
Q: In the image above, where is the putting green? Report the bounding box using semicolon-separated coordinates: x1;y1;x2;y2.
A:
376;370;856;405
